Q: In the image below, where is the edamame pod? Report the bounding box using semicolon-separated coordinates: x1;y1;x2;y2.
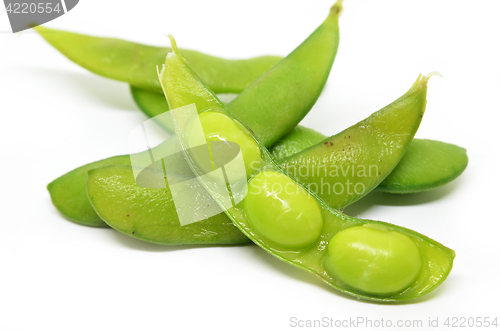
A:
48;155;130;227
87;163;251;242
49;1;342;226
87;165;248;244
269;126;328;160
156;36;454;302
270;127;468;194
35;26;282;94
130;86;175;132
376;139;468;193
280;74;431;208
228;3;341;145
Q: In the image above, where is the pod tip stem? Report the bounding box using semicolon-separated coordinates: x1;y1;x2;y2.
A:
413;71;442;87
425;71;443;80
167;34;180;55
330;0;343;16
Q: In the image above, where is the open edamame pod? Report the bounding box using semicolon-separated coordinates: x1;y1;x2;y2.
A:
49;1;342;226
156;36;454;302
270;127;468;194
35;26;282;94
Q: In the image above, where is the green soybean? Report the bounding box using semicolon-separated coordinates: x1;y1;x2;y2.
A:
244;171;323;249
158;35;454;302
49;2;342;227
186;111;262;179
35;26;282;94
327;225;422;294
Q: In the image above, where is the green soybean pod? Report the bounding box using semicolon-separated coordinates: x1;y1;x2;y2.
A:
130;86;176;132
86;165;248;244
270;126;328;160
376;139;468;193
49;1;342;227
279;74;432;208
87;163;252;242
157;36;454;302
34;26;282;94
48;156;131;227
270;128;468;194
228;2;341;146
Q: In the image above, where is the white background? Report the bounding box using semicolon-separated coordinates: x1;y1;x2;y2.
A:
1;0;499;330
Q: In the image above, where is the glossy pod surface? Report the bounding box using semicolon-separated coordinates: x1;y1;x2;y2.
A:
158;34;455;302
228;4;340;145
87;165;248;244
280;75;430;208
270;127;468;194
35;26;281;94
